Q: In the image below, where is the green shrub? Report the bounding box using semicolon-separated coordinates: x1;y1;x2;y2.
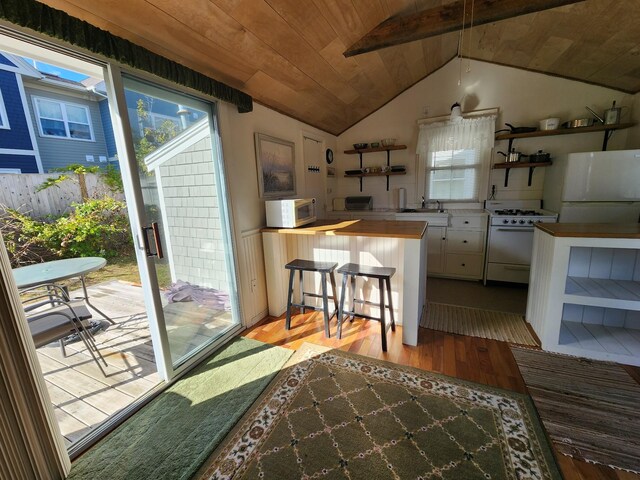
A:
1;197;132;266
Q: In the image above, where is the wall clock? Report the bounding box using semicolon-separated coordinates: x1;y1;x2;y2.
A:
325;148;334;164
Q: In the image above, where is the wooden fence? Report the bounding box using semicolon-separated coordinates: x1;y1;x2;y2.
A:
0;173;124;218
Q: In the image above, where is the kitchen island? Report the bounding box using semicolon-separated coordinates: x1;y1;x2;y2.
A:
262;219;427;346
527;223;640;366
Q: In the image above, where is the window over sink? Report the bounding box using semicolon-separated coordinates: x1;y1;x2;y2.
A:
417;113;496;202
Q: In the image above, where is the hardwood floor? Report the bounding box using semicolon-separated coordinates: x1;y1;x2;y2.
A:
243;310;640;480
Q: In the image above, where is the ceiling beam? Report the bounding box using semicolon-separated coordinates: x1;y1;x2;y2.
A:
344;0;586;57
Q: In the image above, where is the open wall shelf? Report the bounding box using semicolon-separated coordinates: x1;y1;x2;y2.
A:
344;144;407;191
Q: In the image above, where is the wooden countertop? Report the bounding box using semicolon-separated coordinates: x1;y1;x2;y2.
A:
262;219;427;239
535;223;640;239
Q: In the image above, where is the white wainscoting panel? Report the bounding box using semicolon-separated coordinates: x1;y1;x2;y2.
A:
240;229;268;326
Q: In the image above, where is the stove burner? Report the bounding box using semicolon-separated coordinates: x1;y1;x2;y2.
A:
493;209;542;216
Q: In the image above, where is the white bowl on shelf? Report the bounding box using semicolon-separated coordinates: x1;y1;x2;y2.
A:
539;118;560;130
381;138;396;147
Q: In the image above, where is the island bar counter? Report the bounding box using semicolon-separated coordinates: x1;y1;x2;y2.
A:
262;220;428;346
527;223;640;367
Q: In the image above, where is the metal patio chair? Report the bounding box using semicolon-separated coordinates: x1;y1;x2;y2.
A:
21;283;108;374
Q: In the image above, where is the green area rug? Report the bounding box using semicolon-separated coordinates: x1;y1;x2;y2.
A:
68;337;292;480
200;343;561;480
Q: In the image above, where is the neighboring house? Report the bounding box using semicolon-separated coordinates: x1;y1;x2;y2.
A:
22;70;112;172
0;51;208;174
0;52;42;173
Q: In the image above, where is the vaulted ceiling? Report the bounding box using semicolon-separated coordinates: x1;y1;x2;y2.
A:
40;0;640;135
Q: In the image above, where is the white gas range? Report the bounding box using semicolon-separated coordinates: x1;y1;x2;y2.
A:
484;200;558;284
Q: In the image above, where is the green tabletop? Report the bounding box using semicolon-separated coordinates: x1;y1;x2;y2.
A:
12;257;107;289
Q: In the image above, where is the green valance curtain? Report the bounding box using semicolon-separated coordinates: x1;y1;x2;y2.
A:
0;0;253;113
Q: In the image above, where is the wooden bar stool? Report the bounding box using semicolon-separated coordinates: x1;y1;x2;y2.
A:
337;263;396;351
285;259;339;337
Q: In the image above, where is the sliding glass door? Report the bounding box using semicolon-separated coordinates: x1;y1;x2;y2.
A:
111;73;241;374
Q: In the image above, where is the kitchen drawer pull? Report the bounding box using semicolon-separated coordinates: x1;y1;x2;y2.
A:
463;240;468;243
504;265;530;271
496;227;535;232
461;263;466;267
464;221;469;224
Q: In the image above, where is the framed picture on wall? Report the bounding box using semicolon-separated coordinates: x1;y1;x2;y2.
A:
254;133;296;198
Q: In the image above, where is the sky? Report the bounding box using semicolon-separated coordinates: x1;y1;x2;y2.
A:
23;57;89;82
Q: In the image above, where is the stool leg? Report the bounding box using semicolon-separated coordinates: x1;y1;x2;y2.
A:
285;269;295;330
329;271;339;319
321;272;331;338
379;278;387;352
299;270;305;314
386;277;396;332
338;273;348;339
350;274;356;322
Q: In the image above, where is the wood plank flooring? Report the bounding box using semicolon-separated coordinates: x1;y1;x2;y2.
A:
243;310;640;480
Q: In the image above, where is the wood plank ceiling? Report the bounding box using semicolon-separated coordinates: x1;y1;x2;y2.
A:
39;0;640;135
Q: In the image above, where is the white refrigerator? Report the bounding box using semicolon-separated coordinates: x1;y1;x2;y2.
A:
542;149;640;223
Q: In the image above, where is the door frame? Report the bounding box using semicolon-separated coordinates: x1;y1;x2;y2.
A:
104;65;243;381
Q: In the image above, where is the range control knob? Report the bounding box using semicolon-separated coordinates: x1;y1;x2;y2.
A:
502;219;509;224
519;219;525;224
511;219;517;224
527;219;534;224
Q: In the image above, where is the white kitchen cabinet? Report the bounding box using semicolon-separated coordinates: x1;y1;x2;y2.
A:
442;212;488;280
527;225;640;366
426;226;446;274
395;210;487;279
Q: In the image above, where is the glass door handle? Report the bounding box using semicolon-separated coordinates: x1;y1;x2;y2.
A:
142;222;164;259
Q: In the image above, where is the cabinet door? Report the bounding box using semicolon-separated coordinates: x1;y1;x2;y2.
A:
427;226;446;274
446;229;485;254
445;253;484;278
449;215;486;229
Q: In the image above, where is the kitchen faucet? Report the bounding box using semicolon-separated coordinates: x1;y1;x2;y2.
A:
437;200;442;212
421;196;425;208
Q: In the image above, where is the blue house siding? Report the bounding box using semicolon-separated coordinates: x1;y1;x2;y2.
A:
0;153;38;173
24;86;109;172
0;70;36;151
0;53;16;67
98;99;117;159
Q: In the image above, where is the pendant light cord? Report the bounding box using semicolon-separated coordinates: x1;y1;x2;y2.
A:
467;0;475;72
458;0;467;85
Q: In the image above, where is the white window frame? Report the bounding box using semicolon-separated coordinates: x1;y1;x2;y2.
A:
416;108;498;204
425;148;481;202
32;96;95;141
0;89;10;130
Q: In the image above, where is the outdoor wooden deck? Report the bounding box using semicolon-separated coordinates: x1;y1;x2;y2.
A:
34;280;233;446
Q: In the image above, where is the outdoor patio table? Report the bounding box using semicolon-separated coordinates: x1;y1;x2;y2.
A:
12;257;115;324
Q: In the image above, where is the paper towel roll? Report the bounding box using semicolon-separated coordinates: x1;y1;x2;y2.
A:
398;188;406;210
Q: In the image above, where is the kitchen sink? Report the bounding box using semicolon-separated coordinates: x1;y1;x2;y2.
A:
396;209;449;227
400;208;447;214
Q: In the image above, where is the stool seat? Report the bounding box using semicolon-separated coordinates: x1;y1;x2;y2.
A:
337;263;395;278
337;263;396;351
285;259;339;337
286;259;337;272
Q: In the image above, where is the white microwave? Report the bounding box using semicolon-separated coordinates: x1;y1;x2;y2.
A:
265;198;316;228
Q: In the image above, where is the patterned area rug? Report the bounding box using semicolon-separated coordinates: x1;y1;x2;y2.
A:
422;302;539;346
198;343;561;480
511;346;640;474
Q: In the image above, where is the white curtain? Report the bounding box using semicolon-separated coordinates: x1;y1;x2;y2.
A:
417;115;496;201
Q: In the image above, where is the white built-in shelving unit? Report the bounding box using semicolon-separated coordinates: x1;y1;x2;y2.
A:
527;229;640;366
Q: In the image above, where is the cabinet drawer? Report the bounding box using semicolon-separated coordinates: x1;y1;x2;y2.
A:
446;229;485;253
449;215;486;229
445;253;484;278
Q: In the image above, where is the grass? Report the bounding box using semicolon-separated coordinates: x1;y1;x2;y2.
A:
61;253;172;292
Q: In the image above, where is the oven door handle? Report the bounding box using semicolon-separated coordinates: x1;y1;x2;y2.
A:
495;227;535;232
